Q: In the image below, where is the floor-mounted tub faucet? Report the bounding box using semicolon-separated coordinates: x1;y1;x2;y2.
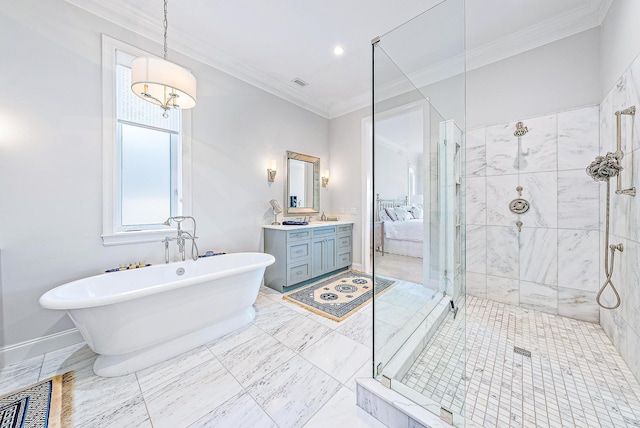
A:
163;216;200;262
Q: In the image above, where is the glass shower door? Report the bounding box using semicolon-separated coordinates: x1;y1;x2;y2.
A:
372;0;466;425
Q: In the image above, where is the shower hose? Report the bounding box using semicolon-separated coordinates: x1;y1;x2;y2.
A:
597;179;622;310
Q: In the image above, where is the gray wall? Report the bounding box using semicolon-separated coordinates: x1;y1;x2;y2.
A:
327;107;370;271
462;29;603;322
600;0;640;98
0;0;330;358
467;28;601;130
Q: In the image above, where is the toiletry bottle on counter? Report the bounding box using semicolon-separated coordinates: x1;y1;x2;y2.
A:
321;211;327;221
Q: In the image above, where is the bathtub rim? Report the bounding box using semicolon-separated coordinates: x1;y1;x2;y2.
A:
39;252;275;311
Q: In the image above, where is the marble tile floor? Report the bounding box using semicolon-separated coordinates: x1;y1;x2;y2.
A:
373;252;427;287
402;296;640;428
0;286;392;428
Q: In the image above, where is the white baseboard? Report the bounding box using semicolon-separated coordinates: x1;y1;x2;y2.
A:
0;328;84;368
352;262;363;271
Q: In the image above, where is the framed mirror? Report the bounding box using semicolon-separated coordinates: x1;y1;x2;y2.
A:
285;150;320;216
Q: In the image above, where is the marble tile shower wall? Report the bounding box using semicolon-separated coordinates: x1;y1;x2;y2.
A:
465;105;601;323
599;54;640;381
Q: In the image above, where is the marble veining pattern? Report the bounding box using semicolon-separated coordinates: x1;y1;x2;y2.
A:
486;226;518;279
598;48;640;384
557;287;599;323
485;122;516;175
557;105;600;171
466;176;486;225
518;171;558;228
600;91;614;153
143;357;244;428
519;227;557;286
486;175;519;226
300;331;371;384
247;355;341;428
557;229;599;292
519;280;558;314
188;392;276;428
402;296;640;428
465;105;602;323
515;114;558;173
0;285;389;428
465;127;486;178
486;275;519;306
558;169;600;230
465;225;486;274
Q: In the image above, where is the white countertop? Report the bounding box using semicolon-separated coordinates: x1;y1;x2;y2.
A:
263;220;353;231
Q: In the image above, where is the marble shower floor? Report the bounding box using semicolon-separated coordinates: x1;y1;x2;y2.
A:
402;296;640;428
0;286;391;428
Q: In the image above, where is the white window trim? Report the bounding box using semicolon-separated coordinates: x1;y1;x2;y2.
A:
101;35;192;246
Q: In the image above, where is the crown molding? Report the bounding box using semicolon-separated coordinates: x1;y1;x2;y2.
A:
64;0;333;118
596;0;614;23
340;0;608;118
65;0;610;120
466;0;605;71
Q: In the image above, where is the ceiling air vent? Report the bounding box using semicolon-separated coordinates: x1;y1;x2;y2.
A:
292;78;308;87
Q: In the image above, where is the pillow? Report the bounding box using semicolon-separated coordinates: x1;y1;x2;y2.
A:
385;207;399;221
410;206;424;219
379;209;392;222
395;207;412;221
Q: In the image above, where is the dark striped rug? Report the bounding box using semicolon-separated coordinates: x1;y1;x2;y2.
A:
0;371;74;428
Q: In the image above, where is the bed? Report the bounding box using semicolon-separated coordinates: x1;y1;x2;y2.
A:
375;194;424;258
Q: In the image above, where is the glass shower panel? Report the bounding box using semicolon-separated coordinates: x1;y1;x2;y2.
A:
372;0;465;425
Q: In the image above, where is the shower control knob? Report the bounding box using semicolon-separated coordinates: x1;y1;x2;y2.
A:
509;198;530;214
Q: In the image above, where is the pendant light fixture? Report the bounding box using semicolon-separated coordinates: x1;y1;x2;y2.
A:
131;0;196;117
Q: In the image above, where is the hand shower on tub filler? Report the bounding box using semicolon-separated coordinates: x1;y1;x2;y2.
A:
162;216;200;263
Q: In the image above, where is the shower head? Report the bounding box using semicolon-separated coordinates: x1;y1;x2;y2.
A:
514;121;528;137
586;152;623;182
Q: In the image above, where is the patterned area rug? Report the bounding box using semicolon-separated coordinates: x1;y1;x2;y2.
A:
0;371;74;428
283;270;396;321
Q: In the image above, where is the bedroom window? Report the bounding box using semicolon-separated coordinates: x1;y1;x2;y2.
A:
101;36;192;246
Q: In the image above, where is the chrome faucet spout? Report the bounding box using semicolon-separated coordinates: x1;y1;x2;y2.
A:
163;216;200;262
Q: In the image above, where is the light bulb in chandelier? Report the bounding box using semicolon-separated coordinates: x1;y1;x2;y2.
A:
130;0;197;116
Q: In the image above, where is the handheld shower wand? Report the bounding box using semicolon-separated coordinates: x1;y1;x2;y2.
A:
586;154;623;309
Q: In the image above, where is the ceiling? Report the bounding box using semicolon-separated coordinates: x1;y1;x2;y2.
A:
65;0;611;119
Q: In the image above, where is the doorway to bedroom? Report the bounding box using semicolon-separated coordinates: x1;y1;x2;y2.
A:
367;0;466;424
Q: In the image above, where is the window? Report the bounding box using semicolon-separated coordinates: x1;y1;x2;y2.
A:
102;36;191;245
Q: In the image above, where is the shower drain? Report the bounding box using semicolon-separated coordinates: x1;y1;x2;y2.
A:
514;346;531;358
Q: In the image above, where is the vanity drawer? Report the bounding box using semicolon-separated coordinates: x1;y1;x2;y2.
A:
287;262;311;285
312;226;336;237
337;251;351;267
337;224;352;235
337;235;351;250
287;230;311;242
287;241;311;263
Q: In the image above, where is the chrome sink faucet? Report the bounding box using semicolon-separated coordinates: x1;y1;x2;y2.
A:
163;216;199;263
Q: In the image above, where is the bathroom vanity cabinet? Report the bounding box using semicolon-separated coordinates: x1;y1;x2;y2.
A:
263;222;353;292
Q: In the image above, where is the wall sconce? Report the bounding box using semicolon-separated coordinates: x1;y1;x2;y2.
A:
322;170;330;187
267;160;277;182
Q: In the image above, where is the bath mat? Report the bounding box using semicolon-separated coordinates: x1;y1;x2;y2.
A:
283;270;396;321
0;371;74;428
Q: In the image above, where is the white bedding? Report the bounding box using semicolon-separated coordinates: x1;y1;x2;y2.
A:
384;219;423;242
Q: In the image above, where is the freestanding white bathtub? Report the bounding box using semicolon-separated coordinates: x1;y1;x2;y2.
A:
39;252;275;377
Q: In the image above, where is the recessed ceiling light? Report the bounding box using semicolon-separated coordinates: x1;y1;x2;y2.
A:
333;46;344;56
